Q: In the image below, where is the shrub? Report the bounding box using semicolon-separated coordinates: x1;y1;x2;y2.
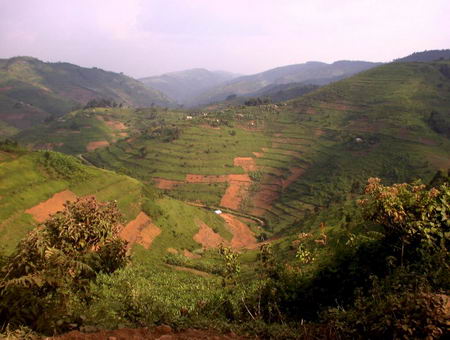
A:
0;197;127;333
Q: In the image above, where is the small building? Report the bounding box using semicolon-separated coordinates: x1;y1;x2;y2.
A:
214;209;222;215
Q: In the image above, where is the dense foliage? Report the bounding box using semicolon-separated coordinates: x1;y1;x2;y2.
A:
0;197;127;333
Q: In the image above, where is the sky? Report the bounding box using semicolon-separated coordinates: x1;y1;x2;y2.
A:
1;0;449;78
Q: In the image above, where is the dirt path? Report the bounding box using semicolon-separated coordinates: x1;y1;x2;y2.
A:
220;213;256;249
193;220;227;248
86;140;109;152
220;174;251;210
25;190;77;223
119;212;161;249
50;325;243;339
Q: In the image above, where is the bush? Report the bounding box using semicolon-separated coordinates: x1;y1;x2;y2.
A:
0;197;127;333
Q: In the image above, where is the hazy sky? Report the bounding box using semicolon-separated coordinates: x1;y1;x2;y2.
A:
1;0;449;78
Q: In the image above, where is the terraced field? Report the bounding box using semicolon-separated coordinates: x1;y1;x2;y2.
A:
82;61;450;235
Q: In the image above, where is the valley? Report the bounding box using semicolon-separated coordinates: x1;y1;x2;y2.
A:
0;52;449;339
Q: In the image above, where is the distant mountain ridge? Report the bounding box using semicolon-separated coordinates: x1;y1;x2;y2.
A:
140;68;240;105
394;49;450;62
0;56;173;129
186;60;382;107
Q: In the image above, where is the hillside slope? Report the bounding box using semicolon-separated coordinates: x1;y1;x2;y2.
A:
189;60;381;106
0;146;235;259
0;57;173;130
394;49;450;62
84;61;450;232
140;68;239;105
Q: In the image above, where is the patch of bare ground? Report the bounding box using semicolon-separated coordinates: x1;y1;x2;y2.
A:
50;325;243;339
306;107;317;115
220;213;256;249
183;249;201;259
314;128;326;137
25;190;77;223
194;220;227;248
185;174;228;183
220;174;251;210
119;212;161;249
167;247;178;254
252;151;264;158
250;184;280;216
118;132;128;137
86;140;109;152
105;120;127;130
167;264;212;278
233;157;257;172
153;178;183;189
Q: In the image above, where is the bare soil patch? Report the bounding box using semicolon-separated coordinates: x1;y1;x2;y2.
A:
186;174;228;183
119;212;161;249
167;247;178;254
105;120;127;130
25;190;77;223
220;213;256;249
50;326;243;339
234;157;257;172
153;178;183;189
194;220;227;248
252;151;264;158
314;128;326;137
250;184;280;216
220;174;251;210
86;140;109;152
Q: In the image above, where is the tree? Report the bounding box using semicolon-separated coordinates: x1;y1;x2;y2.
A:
0;197;127;333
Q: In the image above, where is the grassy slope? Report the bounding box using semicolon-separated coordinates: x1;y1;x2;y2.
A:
6;61;450;253
0;57;173;131
83;62;450;236
0;148;230;258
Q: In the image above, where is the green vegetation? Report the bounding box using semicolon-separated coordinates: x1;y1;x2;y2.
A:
1;60;450;338
0;56;173;130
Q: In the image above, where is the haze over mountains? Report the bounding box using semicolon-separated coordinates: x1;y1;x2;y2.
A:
141;60;382;107
140;68;240;106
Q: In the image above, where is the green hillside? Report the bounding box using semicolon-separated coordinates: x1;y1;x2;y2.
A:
1;61;449;339
0;145;233;259
83;61;450;234
0;57;173;130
